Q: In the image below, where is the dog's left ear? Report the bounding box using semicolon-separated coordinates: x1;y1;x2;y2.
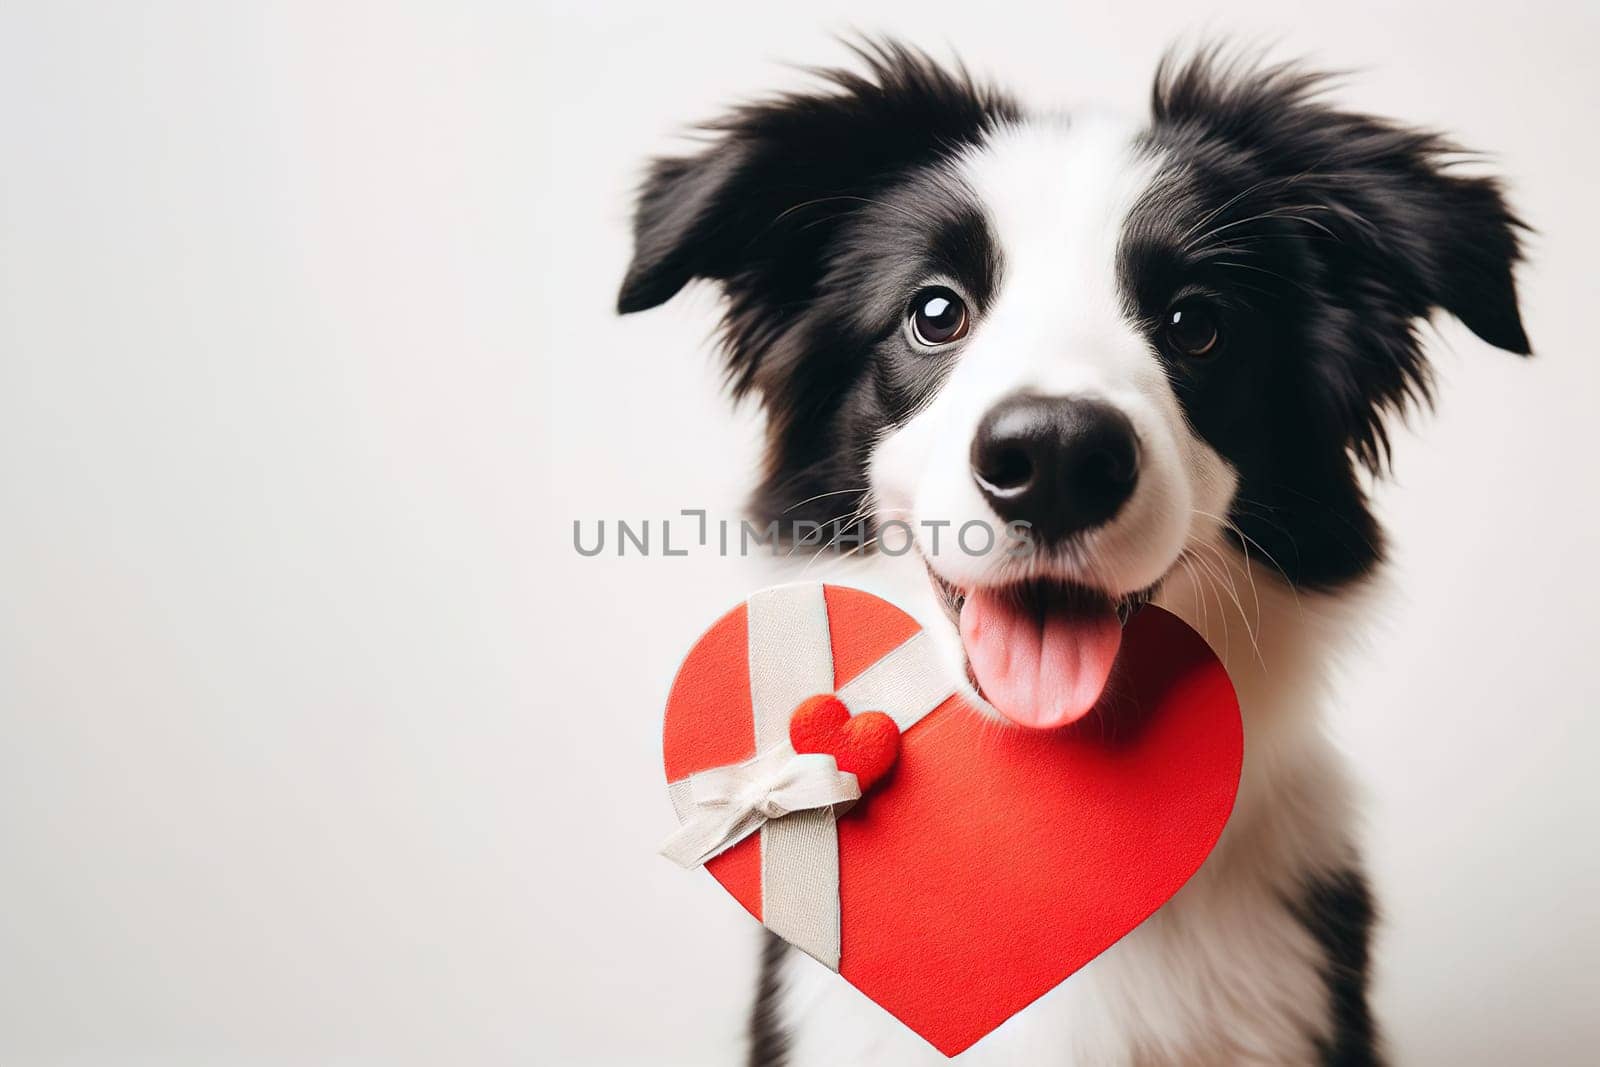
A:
1322;138;1533;358
1154;53;1532;357
1153;53;1531;473
616;42;1016;397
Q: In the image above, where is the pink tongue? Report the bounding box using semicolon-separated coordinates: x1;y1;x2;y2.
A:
959;589;1123;729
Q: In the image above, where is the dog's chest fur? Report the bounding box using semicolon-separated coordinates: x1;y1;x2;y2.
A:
760;545;1377;1066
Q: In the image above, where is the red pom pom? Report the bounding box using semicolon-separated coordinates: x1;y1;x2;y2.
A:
789;694;901;791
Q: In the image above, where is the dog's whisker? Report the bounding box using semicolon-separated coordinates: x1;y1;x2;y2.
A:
781;487;871;515
1189;536;1265;666
1190;506;1303;627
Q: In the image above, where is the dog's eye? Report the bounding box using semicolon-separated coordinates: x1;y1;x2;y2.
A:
909;287;969;346
1164;301;1221;358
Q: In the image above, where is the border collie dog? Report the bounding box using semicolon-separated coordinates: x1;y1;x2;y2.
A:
618;42;1529;1066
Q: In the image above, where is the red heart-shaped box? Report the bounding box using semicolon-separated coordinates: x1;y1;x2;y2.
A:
662;585;1242;1056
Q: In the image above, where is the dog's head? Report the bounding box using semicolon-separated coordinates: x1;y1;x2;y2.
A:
619;42;1529;728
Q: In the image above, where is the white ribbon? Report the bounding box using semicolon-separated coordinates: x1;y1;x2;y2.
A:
659;750;861;869
661;583;958;970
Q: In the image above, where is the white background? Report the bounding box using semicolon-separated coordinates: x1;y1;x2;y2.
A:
1;1;1596;1064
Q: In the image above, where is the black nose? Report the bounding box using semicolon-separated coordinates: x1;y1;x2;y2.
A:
970;393;1140;544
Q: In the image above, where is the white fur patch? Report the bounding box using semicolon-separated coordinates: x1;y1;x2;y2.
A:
869;116;1237;601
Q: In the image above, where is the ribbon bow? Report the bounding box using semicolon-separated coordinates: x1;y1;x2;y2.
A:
659;748;861;869
659;584;957;969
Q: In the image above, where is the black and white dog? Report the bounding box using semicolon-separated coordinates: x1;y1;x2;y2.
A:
618;42;1529;1066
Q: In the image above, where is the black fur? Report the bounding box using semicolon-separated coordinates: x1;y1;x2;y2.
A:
749;932;791;1067
1123;51;1531;587
1296;869;1384;1066
618;41;1016;537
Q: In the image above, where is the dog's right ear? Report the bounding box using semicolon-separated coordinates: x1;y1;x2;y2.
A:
616;41;1015;394
615;147;749;316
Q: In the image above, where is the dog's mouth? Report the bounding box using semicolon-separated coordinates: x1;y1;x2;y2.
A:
927;567;1155;730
